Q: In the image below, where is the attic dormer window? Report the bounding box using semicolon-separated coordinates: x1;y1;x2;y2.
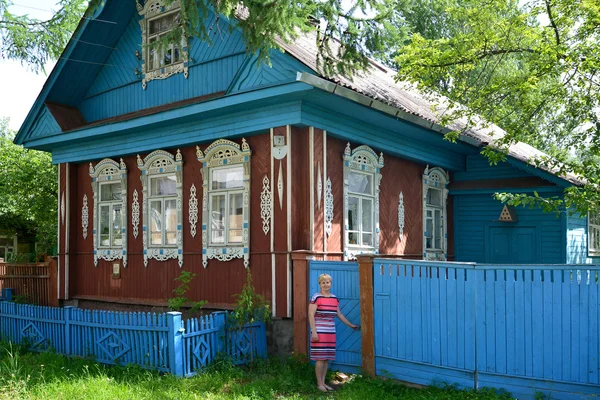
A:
138;0;189;89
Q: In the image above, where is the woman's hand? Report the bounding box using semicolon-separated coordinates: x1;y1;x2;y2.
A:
350;323;360;330
311;332;319;342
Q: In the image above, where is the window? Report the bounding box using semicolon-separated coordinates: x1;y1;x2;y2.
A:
343;143;384;261
89;159;128;266
422;166;449;261
138;0;189;89
198;139;251;267
588;212;600;256
137;149;183;267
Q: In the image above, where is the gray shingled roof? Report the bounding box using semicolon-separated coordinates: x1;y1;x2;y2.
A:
276;32;582;186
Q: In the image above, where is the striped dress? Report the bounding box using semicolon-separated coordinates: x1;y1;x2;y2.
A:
310;292;339;361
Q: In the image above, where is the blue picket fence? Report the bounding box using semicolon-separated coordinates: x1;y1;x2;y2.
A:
373;259;600;400
0;302;267;376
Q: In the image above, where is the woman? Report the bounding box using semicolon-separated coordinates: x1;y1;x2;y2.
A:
308;273;359;392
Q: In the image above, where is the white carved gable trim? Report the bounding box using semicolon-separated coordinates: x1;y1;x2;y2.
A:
197;138;251;268
260;176;272;235
137;149;184;267
343;143;384;261
89;158;128;267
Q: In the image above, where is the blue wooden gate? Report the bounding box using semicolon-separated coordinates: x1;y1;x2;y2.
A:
309;260;361;373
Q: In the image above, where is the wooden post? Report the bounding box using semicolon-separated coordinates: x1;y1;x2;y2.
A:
47;257;59;307
167;311;184;377
357;255;376;378
291;250;314;355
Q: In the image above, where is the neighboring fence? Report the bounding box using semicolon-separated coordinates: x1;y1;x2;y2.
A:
371;258;600;400
0;302;267;377
0;259;58;306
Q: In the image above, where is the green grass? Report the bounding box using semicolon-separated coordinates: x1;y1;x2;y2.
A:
0;341;515;400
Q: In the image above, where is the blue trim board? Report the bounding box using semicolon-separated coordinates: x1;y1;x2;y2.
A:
449;187;564;195
25;82;313;149
505;157;571;187
51;101;303;163
375;358;600;399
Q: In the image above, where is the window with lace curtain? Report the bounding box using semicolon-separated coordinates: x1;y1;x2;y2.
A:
343;143;384;261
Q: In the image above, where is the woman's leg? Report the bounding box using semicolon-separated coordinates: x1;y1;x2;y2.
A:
321;360;329;388
315;360;327;390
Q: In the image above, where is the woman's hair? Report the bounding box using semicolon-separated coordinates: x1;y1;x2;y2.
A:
318;273;332;284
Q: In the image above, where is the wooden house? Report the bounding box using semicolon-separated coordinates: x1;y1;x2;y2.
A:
14;0;595;319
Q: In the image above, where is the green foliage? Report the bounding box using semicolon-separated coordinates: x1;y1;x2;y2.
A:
0;342;517;399
0;0;88;72
167;270;207;312
230;269;271;327
0;119;57;255
392;0;600;214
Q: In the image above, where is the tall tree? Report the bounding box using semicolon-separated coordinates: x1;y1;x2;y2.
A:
0;118;57;254
393;0;600;213
0;0;88;72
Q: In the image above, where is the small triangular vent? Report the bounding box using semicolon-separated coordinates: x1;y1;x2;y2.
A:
498;205;517;222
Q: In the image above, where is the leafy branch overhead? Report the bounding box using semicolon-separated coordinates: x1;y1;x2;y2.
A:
393;0;600;214
125;0;406;77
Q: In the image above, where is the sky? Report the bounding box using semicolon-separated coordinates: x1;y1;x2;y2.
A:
0;0;59;132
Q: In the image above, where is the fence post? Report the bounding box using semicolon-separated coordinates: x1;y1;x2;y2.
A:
64;306;74;355
167;311;184;377
357;254;376;378
291;250;314;355
213;311;227;354
47;257;59;307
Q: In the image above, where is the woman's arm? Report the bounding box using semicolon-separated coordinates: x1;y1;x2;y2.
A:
337;308;359;330
308;303;319;341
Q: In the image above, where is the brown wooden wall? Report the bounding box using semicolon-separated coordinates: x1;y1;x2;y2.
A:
64;125;456;313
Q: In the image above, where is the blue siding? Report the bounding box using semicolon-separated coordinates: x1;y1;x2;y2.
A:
454;155;531;181
28;106;61;139
454;193;565;263
80;12;248;123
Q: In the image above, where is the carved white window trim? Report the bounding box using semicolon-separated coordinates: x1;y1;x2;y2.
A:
398;192;405;240
260;176;272;235
423;165;449;261
588;212;600;256
343;143;384;261
137;0;189;89
132;189;140;239
89;159;128;267
197;139;251;268
189;184;198;238
137;150;184;267
325;178;334;237
82;194;89;240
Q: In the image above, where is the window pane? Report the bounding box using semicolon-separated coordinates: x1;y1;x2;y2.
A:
211;166;244;190
229;193;243;243
100;183;122;202
165;199;177;245
150;201;162;245
362;199;372;233
173;44;180;62
434;209;441;249
112;205;122;246
348;196;359;231
348;172;372;195
100;205;110;246
427;188;442;207
425;218;433;249
348;232;359;245
362;233;373;247
211;195;225;244
164;46;172;65
150;175;177;196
